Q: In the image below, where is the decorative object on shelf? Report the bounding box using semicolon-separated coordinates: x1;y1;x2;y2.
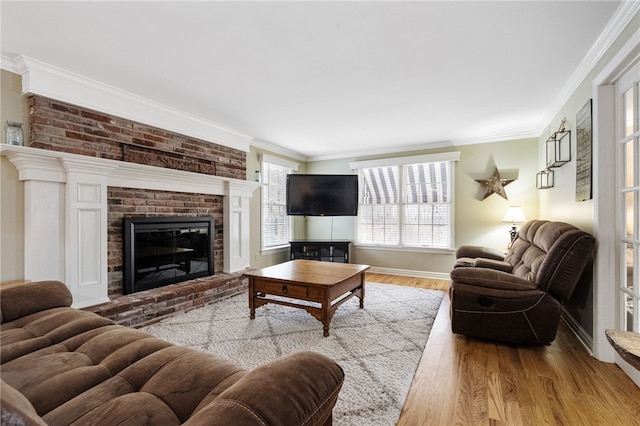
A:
475;166;515;200
4;121;23;146
575;99;593;201
254;170;262;183
536;168;554;189
502;206;527;245
546;118;571;168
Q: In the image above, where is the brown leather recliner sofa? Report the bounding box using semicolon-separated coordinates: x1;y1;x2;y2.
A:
450;220;595;344
0;281;344;426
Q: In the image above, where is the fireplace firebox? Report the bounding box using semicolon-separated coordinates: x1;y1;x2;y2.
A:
123;217;214;294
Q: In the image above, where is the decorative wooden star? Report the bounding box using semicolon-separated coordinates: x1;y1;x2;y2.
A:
475;167;514;200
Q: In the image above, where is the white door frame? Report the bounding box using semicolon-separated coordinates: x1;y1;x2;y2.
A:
592;28;640;361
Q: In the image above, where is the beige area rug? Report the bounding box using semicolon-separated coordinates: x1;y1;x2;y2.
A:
142;282;444;426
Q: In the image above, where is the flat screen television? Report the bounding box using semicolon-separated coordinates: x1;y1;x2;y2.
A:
286;174;358;216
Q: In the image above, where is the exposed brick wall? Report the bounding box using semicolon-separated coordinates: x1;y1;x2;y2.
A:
108;187;224;297
28;95;246;180
27;95;250;319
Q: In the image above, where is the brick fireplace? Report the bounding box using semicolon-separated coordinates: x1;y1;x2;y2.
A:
1;96;260;325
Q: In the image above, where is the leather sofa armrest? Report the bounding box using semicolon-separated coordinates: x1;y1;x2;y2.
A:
455;245;505;261
1;281;73;324
185;351;344;426
451;267;537;292
473;258;513;273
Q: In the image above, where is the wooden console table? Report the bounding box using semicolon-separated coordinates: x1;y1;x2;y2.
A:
243;259;369;336
290;240;350;263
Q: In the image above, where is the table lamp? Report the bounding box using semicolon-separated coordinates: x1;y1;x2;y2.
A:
502;206;527;245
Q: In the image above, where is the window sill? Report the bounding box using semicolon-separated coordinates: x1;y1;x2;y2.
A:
261;245;290;256
353;244;455;255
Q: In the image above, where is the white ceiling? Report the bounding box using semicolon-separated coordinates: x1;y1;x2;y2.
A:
0;1;624;160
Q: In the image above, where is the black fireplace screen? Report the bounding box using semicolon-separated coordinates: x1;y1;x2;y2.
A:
123;217;214;294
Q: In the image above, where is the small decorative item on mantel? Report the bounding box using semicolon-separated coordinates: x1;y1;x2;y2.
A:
4;121;23;146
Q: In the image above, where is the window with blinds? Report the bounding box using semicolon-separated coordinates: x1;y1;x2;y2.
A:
354;153;457;249
260;155;298;250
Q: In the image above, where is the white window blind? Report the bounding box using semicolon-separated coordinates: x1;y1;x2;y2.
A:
352;152;459;249
261;154;298;250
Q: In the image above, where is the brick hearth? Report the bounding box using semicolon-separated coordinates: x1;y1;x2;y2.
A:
84;272;248;328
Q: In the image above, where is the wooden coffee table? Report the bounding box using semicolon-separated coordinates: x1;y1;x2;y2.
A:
243;259;370;337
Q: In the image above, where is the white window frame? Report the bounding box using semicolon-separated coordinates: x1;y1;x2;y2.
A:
260;154;299;253
350;152;460;252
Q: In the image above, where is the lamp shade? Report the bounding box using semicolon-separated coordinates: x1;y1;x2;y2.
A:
502;206;527;224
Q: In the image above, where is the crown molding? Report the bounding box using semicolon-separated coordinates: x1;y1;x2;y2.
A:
0;55;255;153
538;0;640;133
0;54;26;74
306;130;538;162
250;137;308;162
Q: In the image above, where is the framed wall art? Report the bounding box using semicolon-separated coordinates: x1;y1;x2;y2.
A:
576;99;593;201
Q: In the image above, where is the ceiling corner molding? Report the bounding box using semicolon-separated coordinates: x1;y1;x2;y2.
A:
7;55;255;153
307;131;537;163
250;137;308;162
0;54;27;74
450;131;539;147
540;1;640;130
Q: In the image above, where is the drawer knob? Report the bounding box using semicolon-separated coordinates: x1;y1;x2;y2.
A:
282;285;288;294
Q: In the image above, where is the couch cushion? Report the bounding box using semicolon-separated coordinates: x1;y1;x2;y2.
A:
0;379;47;426
504;220;595;300
42;346;246;425
1;281;72;324
1;308;115;363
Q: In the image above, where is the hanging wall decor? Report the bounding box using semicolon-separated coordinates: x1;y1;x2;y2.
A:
475;167;515;200
575;99;593;201
546;118;571;168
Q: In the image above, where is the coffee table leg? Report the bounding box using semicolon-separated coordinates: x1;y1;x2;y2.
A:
323;323;330;337
249;279;256;319
359;278;366;308
322;293;331;337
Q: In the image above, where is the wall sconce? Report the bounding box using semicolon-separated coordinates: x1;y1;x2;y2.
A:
4;121;23;146
502;206;527;245
546;118;571;168
536;168;554;189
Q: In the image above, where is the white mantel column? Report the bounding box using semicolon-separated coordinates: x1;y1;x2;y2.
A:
224;181;254;273
24;180;66;282
5;150;67;283
61;158;116;308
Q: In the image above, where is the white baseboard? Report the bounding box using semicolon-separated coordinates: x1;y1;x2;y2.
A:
367;266;450;281
561;308;593;354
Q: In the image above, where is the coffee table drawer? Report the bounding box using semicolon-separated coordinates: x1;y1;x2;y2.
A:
260;282;309;298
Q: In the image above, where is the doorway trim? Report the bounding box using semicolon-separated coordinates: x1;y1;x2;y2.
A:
592;28;640;362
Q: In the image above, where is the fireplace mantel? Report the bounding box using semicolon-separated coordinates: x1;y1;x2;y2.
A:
1;145;260;308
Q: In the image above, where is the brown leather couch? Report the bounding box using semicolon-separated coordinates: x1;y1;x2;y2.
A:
450;220;595;344
0;281;344;425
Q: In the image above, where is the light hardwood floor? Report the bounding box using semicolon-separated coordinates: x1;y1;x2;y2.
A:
365;273;640;426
